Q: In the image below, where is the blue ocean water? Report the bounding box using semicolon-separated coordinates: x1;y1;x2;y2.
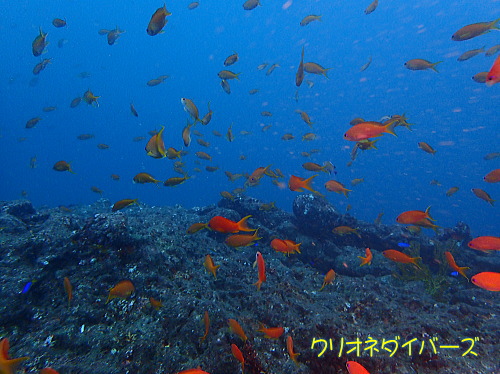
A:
1;0;499;235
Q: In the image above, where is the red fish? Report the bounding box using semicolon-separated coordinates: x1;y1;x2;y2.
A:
444;252;469;280
0;338;29;373
177;369;210;374
41;368;60;374
486;55;500;86
343;120;396;141
231;344;245;374
208;215;254;233
383;249;421;269
471;272;500;291
253;251;266;290
396;206;434;224
256;323;284;339
468;236;500;252
346;361;370;374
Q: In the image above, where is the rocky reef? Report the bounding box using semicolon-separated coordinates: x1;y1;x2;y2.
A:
0;197;498;374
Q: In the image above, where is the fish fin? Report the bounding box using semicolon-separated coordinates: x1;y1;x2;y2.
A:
491;17;500;30
237;215;254;232
384;120;398;136
303;174;319;191
425;205;436;221
431;61;443;73
458;266;470;281
412;257;423;270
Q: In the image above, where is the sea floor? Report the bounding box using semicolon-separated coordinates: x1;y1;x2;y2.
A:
0;197;498;374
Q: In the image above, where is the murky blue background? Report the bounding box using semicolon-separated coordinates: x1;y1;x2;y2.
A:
1;0;499;234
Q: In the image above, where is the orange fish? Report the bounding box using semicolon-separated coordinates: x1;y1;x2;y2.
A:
256;323;284;339
404;59;442;72
145;126;166;158
149;297;163;310
106;280;135;303
471;272;500;292
203;255;220;278
486;55;500;86
228;319;248;342
199;311;210;342
471;188;495;205
358;248;373;267
187;223;207;234
343;120;396;141
319;269;335;291
63;277;72;307
231;344;245;374
133;172;161;185
246;165;271;187
208;215;254;233
324;180;351;197
452;18;500;41
412;218;439;232
0;338;29;372
444;252;469;280
40;368;60;374
332;226;360;238
383;249;421;269
418;142;436;154
112;198;139;212
253;251;266;290
287;336;299;365
288;175;320;194
468;236;500;252
53;160;75;173
270;238;301;256
346;361;370;374
396;206;434;224
225;230;261;248
147;4;171;36
484;168;500;183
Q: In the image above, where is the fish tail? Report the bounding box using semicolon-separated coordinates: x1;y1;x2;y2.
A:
237;215;254;232
491;17;500;30
384;120;398;137
431;61;443;73
323;68;333;79
458;266;470;281
358;256;369;266
412;257;423;270
303;174;319;191
253;279;262;290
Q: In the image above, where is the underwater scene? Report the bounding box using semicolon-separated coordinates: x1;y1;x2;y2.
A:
0;0;499;373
